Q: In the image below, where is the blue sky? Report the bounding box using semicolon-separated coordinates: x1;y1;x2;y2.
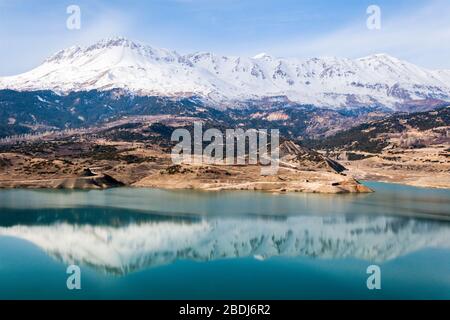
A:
1;0;449;75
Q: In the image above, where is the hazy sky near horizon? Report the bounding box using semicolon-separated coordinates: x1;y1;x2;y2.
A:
0;0;449;75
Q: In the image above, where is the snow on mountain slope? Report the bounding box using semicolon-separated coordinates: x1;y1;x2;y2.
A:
1;216;449;275
1;37;450;110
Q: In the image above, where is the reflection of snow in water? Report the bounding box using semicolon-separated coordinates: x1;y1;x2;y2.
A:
1;216;449;275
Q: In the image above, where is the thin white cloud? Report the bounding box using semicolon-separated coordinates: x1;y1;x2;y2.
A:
0;5;132;76
273;0;450;69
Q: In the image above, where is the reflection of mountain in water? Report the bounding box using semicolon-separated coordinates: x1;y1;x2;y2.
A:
0;210;449;275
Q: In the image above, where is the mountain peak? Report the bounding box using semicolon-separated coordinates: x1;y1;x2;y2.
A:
253;52;273;60
45;37;140;62
86;37;144;51
358;53;401;63
45;37;179;65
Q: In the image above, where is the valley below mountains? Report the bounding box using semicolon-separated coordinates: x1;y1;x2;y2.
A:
0;38;449;192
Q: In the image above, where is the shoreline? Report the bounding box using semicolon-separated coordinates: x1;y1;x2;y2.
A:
0;175;374;194
362;179;450;190
2;179;448;191
0;178;450;191
1;168;449;192
345;167;450;190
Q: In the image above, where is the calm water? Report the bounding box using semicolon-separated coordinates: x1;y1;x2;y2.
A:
0;182;449;300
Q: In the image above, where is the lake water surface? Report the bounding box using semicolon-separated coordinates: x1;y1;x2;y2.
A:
0;182;449;299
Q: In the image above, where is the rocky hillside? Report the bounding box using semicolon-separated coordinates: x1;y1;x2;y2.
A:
0;89;388;139
306;106;450;153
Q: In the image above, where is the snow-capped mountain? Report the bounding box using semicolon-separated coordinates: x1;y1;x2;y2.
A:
1;37;450;110
1;216;448;275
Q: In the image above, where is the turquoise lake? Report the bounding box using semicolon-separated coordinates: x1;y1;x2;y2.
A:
0;182;449;300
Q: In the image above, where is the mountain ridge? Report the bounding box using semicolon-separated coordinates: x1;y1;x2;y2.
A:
1;37;450;110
